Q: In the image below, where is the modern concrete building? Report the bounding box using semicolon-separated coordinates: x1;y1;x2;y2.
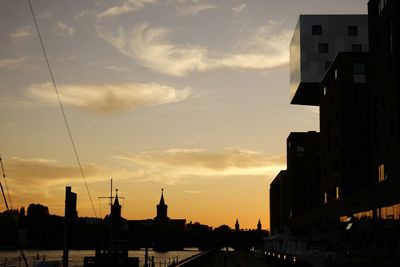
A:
290;15;369;106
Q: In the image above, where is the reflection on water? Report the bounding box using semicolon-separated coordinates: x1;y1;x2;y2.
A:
0;249;199;267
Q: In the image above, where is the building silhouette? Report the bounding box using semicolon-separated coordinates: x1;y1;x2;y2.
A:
235;219;240;231
270;132;320;234
128;189;185;251
269;0;400;259
320;52;372;204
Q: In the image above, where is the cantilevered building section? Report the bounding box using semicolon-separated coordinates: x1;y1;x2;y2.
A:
290;15;369;106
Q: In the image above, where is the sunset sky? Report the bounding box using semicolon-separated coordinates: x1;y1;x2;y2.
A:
0;0;367;230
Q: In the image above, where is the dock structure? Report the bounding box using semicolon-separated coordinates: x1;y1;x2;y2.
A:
171;249;272;267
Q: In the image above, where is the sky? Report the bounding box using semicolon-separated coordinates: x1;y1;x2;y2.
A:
0;0;367;230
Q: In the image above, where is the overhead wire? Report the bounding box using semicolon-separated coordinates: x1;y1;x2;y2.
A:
0;155;13;209
27;0;98;218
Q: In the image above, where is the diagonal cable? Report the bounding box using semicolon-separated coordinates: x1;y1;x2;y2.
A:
27;0;97;218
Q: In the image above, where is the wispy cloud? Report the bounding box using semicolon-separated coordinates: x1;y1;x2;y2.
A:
53;21;75;36
5;156;98;186
0;57;31;70
96;21;290;77
10;25;34;41
97;0;157;19
169;0;217;16
27;82;192;113
232;4;246;15
115;148;286;184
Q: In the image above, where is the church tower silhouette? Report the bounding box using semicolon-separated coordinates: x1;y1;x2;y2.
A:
156;188;169;221
111;189;121;220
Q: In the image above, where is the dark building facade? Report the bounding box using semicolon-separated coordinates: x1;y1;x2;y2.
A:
368;0;400;204
287;132;320;218
319;52;372;205
269;170;288;235
269;132;320;235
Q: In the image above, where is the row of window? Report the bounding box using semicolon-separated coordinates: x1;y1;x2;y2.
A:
312;25;358;36
323;62;366;97
340;203;400;222
318;43;363;54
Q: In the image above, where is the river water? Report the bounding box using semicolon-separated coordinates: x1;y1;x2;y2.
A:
0;249;199;266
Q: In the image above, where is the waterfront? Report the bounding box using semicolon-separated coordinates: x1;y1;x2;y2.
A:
0;249;199;267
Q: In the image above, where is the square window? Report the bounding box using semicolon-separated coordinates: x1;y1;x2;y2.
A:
353;62;366;83
312;25;322;35
353;62;365;74
319;43;328;54
352;44;362;52
348;26;358;36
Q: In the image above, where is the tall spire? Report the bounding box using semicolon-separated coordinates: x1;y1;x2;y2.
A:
114;189;119;206
159;188;165;205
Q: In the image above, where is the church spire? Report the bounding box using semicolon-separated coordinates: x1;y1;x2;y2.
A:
235;219;240;231
156;188;168;220
159;188;165;206
114;189;120;206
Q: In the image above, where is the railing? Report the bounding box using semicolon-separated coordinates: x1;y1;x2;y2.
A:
168;248;217;267
0;255;61;267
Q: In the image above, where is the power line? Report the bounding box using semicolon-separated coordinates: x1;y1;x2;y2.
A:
27;0;98;218
0;155;13;209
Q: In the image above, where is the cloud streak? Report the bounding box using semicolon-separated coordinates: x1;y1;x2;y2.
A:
27;82;192;113
97;0;157;19
116;148;286;184
5;156;98;186
10;25;34;41
0;57;30;70
96;21;290;77
53;21;75;36
170;0;217;16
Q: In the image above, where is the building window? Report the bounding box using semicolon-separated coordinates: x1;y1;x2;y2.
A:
312;25;322;35
324;192;328;204
348;26;358;36
351;44;362;52
319;43;329;54
378;163;386;182
334;69;338;79
297;146;304;157
353;62;366;83
323;86;327;96
335;186;340;199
